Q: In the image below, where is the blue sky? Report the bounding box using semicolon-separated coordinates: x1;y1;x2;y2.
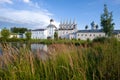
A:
0;0;120;30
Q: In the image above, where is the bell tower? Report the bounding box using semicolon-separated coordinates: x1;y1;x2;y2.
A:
50;19;54;24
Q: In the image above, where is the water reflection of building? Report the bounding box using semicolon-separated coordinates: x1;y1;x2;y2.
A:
31;44;48;60
31;44;47;52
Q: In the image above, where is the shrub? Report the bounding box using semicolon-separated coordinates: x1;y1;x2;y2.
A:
93;37;108;43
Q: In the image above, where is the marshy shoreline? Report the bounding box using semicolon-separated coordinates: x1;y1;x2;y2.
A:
0;38;120;80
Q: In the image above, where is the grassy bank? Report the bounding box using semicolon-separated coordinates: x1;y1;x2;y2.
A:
0;38;86;45
30;39;86;45
0;38;120;80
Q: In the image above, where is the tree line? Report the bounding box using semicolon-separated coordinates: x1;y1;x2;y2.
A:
0;27;31;41
10;27;28;33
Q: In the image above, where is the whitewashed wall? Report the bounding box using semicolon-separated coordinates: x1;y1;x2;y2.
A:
115;33;120;40
31;30;47;39
58;30;76;39
47;27;56;39
76;32;105;40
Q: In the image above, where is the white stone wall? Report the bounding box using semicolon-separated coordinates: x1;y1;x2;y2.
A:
47;27;56;39
9;34;21;38
58;30;75;39
69;34;76;40
31;30;47;39
76;32;105;40
115;33;120;40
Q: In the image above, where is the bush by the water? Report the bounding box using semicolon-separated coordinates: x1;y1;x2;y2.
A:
0;37;26;42
0;38;120;80
93;37;109;43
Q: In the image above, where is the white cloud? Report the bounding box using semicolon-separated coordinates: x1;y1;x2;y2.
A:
0;0;13;4
22;0;40;9
0;0;59;29
23;0;30;3
0;7;59;29
29;2;40;8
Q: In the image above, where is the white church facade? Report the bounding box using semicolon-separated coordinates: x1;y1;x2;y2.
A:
31;19;57;39
31;29;47;39
30;19;120;40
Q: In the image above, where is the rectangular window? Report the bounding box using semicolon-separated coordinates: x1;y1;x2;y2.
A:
99;34;101;37
90;34;92;36
118;35;120;37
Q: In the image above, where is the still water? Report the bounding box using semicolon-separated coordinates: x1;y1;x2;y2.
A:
31;44;48;60
0;43;48;60
31;44;47;52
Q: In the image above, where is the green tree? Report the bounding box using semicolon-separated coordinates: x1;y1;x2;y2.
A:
54;31;58;40
25;31;31;40
11;27;28;33
95;24;99;30
101;4;114;37
1;28;10;40
91;21;95;30
85;25;88;30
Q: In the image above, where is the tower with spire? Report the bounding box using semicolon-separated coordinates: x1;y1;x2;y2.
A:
58;19;77;39
47;19;57;39
59;19;77;30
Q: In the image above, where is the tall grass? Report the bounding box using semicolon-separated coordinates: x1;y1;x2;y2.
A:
0;38;120;80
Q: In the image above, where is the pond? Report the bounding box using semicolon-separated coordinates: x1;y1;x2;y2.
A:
31;44;47;52
0;43;49;60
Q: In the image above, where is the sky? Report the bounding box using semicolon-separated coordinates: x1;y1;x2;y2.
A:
0;0;120;30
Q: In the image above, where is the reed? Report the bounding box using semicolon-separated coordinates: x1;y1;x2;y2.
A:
0;38;120;80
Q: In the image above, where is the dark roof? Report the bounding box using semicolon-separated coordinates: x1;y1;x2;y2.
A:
77;29;120;34
77;30;104;33
69;33;76;35
113;30;120;34
32;29;46;31
59;24;77;30
58;28;75;30
47;24;57;29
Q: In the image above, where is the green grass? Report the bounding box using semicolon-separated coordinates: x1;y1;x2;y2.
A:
0;38;86;45
0;38;120;80
30;39;86;45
